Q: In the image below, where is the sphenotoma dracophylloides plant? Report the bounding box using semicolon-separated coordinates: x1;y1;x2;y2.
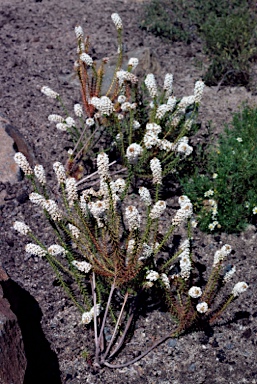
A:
40;13;204;183
14;145;248;369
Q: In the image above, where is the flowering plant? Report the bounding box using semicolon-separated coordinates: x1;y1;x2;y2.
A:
13;13;248;370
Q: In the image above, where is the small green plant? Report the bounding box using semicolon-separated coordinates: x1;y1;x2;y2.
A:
140;0;257;86
180;106;257;233
202;10;257;85
13;13;249;369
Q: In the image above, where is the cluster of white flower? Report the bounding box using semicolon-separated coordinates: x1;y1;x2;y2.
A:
74;25;84;39
188;286;202;298
97;152;110;180
111;13;123;30
14;152;33;176
53;162;66;184
126;143;143;164
146;270;159;282
48;244;67;256
155;104;171;120
223;266;236;283
231;281;248;297
74;103;83;117
139;187;152;206
34;164;46;185
43;199;63;221
138;243;153;261
13;221;31;235
163;73;173;97
149;201;166;220
25;243;46;258
125;205;141;231
196;302;208;314
65;177;78;206
72;260;92;274
81;304;101;325
68;224;80;239
90;96;114;116
143;123;162;149
48;114;64;123
41;86;59;99
179;239;191;280
143;123;174;152
116;70;138;86
150;157;162;184
160;273;170;289
29;192;46;208
145;74;158;98
88;200;108;220
213;244;232;267
120;102;137;112
80;53;93;66
172;196;193;226
194;80;205;104
204;189;214;197
128;57;139;69
176;137;193;157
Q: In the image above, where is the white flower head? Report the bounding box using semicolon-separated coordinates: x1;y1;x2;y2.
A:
86;118;95;126
65;177;78;206
111;13;123;30
128;57;139;69
146;270;159;282
43;199;62;221
194;80;205;103
34;164;46;185
118;95;126;104
232;282;248;297
53;162;66;184
25;243;46;258
126;143;143;164
75;25;84;39
223;266;236;283
139;187;152;206
149;201;166;219
133;120;141;130
29;192;46;208
145;74;158;98
41;86;59;99
14;152;33;176
88;200;107;219
196;302;208;314
97;152;110;180
252;206;257;214
160;273;170;289
48;244;67;256
68;224;80;239
163;73;173;97
150;157;162;184
81;311;93;325
74;104;83;117
56;123;68;131
80;53;93;66
65;117;76;127
13;221;31;235
125;205;141;231
48;114;64;123
72;260;92;274
188;286;202;298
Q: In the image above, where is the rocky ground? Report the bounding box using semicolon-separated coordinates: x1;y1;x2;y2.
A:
0;0;257;383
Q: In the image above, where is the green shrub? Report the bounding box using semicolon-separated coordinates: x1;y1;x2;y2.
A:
180;106;257;233
140;0;257;86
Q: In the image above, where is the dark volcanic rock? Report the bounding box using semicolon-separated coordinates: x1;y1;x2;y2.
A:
0;267;27;384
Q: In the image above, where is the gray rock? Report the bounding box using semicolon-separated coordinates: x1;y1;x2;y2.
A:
0;114;19;185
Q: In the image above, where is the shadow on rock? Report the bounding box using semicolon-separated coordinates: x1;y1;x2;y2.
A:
1;279;62;384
